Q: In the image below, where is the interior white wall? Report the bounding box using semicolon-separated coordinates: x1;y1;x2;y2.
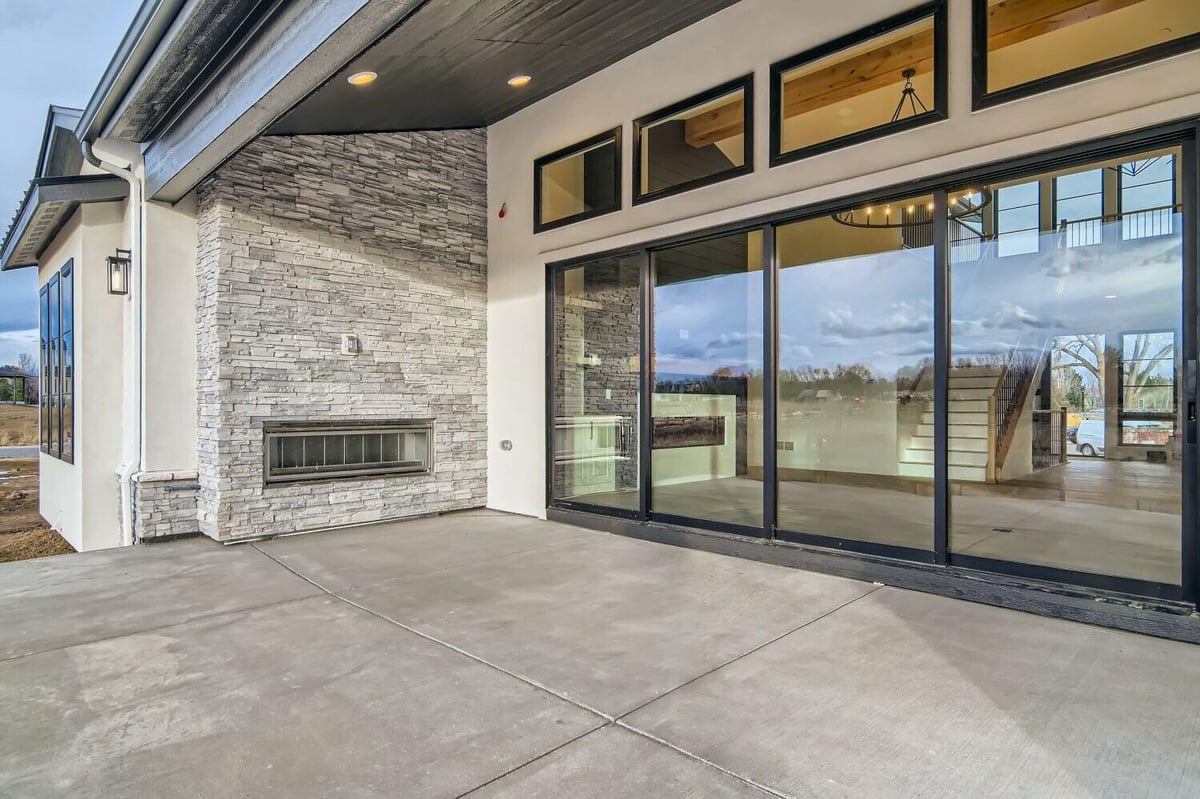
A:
486;0;1200;517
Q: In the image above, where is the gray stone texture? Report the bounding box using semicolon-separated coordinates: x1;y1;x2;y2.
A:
194;130;487;540
133;473;201;540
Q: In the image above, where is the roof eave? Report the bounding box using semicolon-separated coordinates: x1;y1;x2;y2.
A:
75;0;189;143
0;176;130;272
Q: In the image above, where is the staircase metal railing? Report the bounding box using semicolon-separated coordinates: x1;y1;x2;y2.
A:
986;338;1052;482
1031;407;1069;471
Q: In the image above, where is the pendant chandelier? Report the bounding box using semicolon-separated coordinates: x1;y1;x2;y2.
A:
890;68;928;123
832;190;992;230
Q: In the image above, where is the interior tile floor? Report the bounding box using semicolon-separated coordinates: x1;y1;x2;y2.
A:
581;457;1182;586
2;509;1199;797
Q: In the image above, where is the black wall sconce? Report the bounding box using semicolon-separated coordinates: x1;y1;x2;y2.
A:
107;248;131;295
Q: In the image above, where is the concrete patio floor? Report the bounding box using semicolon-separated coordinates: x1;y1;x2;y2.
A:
2;510;1199;797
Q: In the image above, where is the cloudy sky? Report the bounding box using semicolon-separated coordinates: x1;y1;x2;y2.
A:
654;222;1183;380
0;1;141;367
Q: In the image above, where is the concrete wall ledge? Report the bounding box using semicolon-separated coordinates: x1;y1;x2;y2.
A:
135;470;200;483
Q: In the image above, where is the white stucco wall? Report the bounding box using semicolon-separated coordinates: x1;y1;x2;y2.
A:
36;201;127;552
37;215;82;548
486;0;1200;517
142;195;198;474
78;201;129;550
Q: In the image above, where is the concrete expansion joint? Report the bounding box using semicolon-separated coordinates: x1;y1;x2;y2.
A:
248;542;615;722
248;540;879;799
612;721;792;799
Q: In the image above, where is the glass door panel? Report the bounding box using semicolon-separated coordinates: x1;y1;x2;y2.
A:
948;146;1184;589
651;231;764;530
775;195;935;553
551;255;641;512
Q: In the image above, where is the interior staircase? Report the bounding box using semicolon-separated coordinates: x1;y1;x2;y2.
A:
898;366;1002;482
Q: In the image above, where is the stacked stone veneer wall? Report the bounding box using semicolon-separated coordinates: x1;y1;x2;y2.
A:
133;472;201;540
195;131;487;541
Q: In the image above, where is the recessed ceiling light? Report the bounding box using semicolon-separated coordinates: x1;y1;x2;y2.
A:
507;75;532;88
1105;294;1118;299
347;71;378;86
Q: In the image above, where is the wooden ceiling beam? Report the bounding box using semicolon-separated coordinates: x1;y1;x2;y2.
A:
986;0;1146;51
683;0;1149;148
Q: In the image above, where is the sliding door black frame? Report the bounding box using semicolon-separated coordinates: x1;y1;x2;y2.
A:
546;117;1200;605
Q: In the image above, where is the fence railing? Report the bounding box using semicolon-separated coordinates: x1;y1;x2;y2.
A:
1057;204;1180;248
1032;408;1069;471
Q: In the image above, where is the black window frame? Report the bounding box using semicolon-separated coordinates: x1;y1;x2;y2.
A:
58;260;74;464
39;260;73;463
769;0;948;168
545;117;1200;608
632;74;754;206
1117;328;1178;447
39;283;49;454
533;127;623;234
972;0;1200;110
1117;152;1179;241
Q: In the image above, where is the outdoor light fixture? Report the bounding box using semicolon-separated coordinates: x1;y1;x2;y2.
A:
507;74;532;87
347;70;378;86
107;248;131;296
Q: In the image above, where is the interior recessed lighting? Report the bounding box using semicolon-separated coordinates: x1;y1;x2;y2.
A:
1105;294;1118;299
507;74;532;88
347;71;378;86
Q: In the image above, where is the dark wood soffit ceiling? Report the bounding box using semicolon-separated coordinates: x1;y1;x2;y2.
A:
267;0;742;136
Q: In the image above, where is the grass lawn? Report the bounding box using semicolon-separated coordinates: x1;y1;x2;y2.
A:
0;404;37;446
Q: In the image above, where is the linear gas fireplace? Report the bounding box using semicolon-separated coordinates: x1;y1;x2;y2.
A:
264;419;433;484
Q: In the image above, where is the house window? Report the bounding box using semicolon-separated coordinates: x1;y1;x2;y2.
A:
1120;154;1176;240
771;1;946;165
633;75;752;204
974;0;1200;108
39;260;73;462
995;181;1040;256
534;128;621;232
1055;168;1103;248
1119;331;1176;446
264;420;433;484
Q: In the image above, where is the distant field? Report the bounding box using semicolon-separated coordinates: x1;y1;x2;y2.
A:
0;404;38;446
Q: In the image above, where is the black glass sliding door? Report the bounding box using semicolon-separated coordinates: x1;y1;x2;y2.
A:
550;255;642;513
947;147;1186;592
775;196;936;555
650;231;765;531
546;129;1196;602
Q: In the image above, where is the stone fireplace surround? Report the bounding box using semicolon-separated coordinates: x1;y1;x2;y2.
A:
185;130;489;541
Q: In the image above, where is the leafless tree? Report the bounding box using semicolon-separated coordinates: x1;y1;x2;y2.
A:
16;352;35;376
1053;333;1173;407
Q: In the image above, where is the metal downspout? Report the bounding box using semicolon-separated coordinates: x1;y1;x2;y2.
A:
82;140;144;547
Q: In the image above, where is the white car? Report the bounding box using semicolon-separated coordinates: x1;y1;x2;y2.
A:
1076;419;1105;457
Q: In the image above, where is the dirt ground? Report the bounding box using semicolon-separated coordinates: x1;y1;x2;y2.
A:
0;458;73;563
0;404;38;446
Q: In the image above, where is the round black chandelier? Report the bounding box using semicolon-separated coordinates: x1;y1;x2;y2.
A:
832;189;992;230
